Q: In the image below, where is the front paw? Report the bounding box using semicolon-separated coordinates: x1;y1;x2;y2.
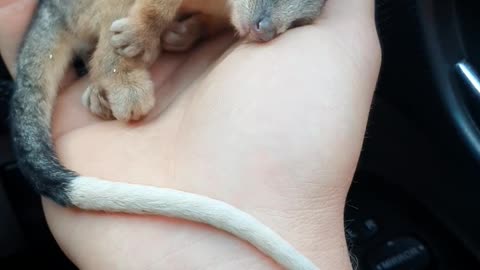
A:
83;70;155;122
109;78;155;122
110;18;160;65
82;85;114;120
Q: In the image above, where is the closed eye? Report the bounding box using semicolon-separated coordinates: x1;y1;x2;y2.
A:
289;18;313;29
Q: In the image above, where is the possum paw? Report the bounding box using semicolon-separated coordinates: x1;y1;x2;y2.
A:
110;18;160;65
109;78;155;122
83;70;155;122
82;85;114;120
162;15;204;52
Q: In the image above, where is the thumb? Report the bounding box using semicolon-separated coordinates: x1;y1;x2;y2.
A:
0;0;37;76
0;0;78;88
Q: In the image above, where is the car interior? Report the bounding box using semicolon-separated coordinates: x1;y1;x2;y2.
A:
1;0;480;269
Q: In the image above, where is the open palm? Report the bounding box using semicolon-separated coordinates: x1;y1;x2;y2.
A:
0;0;380;269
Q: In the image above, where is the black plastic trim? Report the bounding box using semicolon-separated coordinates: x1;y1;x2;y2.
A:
416;0;480;162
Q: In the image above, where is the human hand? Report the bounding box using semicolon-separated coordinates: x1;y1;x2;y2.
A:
0;0;381;269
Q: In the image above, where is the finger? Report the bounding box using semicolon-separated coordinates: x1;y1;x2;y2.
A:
110;18;131;33
0;0;37;75
321;0;376;22
0;0;78;86
266;0;380;78
306;0;377;42
111;32;133;48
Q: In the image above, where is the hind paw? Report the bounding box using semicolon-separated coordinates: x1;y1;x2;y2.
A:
162;15;204;52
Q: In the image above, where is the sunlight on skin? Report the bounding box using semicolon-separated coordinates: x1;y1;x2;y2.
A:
0;0;380;269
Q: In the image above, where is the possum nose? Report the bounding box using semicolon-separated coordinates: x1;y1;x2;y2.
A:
251;18;277;42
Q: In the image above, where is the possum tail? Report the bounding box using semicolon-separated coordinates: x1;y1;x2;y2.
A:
10;4;319;270
10;3;77;206
71;177;319;270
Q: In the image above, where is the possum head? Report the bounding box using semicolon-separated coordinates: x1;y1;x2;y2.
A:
228;0;326;42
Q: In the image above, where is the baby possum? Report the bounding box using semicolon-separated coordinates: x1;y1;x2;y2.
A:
84;0;326;121
10;0;325;269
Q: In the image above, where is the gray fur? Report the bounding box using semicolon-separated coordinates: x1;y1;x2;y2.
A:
11;0;133;204
229;0;326;37
11;1;76;205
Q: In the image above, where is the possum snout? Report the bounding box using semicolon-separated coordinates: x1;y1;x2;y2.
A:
249;16;277;42
229;0;326;43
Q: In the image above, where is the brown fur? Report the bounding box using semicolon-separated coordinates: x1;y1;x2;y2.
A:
77;0;324;121
80;0;230;121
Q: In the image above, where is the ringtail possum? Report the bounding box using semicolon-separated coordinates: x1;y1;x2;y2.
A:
10;0;326;269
